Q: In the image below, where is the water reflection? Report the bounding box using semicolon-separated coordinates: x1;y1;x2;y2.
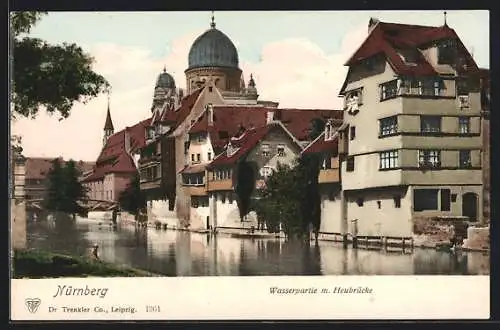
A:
25;217;489;276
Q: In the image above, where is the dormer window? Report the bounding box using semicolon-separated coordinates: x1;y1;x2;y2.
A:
345;89;363;115
438;39;457;65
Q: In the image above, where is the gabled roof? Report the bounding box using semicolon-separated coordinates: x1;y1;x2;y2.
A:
207;121;303;169
153;87;204;127
341;21;479;94
83;118;151;182
96;118;151;164
189;105;342;152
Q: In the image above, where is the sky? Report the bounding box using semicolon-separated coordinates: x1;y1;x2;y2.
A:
11;10;489;161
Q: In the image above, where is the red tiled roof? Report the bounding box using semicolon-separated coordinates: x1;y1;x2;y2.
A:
189;105;342;151
25;157;95;180
207;125;271;168
157;88;203;127
83;118;151;182
344;21;478;79
302;132;338;155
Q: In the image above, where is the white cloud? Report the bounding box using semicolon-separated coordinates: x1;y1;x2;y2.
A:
11;25;367;160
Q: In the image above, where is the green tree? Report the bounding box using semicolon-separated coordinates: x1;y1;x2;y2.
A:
43;158;65;211
235;162;256;221
254;156;322;241
296;153;322;241
10;11;109;120
255;163;303;238
118;173;146;220
60;160;88;217
43;159;88;218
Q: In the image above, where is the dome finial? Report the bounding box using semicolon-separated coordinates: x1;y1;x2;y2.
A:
210;11;216;29
443;11;448;26
163;65;166;73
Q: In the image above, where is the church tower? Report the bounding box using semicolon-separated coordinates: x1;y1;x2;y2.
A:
103;94;114;146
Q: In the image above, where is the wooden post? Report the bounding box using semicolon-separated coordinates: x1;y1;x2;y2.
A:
402;237;406;250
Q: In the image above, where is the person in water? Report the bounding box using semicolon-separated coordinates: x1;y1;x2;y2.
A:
92;244;99;260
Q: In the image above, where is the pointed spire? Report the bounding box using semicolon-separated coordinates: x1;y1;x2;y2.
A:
443;11;448;26
210;11;216;29
248;73;256;88
104;92;114;131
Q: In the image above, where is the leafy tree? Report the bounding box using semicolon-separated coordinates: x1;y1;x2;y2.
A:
296;154;322;241
255;163;302;238
254;155;322;241
118;173;146;220
43;159;88;218
235;162;256;221
43;158;65;211
10;11;109;120
60;160;88;217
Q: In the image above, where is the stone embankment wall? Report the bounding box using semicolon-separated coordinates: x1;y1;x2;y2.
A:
412;216;468;249
462;226;489;251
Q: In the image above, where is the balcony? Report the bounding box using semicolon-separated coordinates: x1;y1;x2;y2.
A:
207;179;233;191
318;168;340;184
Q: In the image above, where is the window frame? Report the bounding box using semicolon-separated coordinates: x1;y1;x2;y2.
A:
420;116;442;133
346;156;355;172
379;116;398;137
379;150;399;170
459;116;470;134
418;150;441;168
459;150;472;168
380;79;398;101
277;144;286;157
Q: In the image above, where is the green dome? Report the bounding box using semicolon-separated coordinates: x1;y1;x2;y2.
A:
188;27;239;70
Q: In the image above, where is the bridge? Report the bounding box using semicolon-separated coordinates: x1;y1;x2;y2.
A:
25;199;118;212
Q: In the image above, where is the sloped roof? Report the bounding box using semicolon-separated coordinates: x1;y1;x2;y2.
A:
343;21;478;84
207;122;303;168
25;157;95;180
157;87;204;126
83;118;151;182
302;132;339;155
189;105;342;152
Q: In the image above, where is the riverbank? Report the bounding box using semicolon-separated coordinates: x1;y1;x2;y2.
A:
12;249;157;278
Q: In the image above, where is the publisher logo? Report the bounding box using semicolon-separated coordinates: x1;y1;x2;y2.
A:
25;298;41;314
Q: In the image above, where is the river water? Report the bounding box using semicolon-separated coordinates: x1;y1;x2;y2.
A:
26;216;489;276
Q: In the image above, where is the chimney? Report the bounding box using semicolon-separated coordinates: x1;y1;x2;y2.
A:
124;127;131;155
368;17;379;34
266;111;275;124
207;103;214;126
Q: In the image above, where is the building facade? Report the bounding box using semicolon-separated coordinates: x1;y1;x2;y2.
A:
135;17;341;229
301;119;345;238
337;18;483;238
